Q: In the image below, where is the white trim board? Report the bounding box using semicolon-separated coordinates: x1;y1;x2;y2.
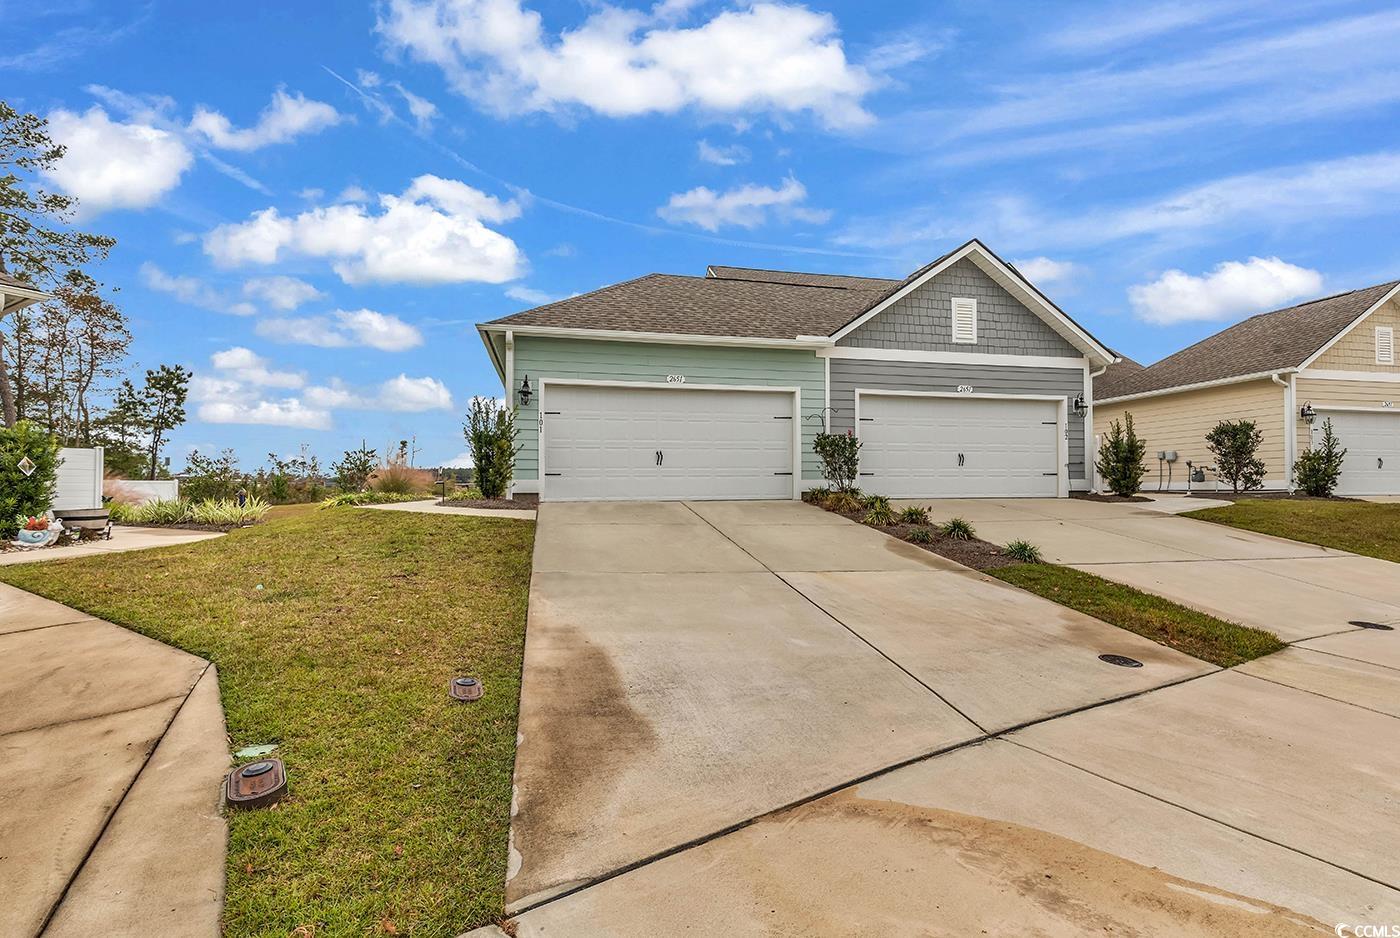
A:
1297;283;1400;369
1298;369;1400;383
853;388;1070;498
477;323;833;350
819;346;1090;370
537;378;803;501
829;240;1115;366
1097;369;1293;405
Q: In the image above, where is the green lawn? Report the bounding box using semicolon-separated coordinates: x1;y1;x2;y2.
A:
0;507;534;937
1184;498;1400;564
991;563;1284;667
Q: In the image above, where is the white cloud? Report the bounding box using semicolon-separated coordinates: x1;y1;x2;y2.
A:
1127;257;1324;325
393;81;440;130
199;398;333;430
209;346;305;388
203;174;524;285
657;176;829;231
255;308;424;352
140;262;256;316
1012;256;1077;285
697;139;749;165
242;275;325;311
505;285;560;305
188;88;344;151
377;0;876;128
304;375;454;412
42;106;193;215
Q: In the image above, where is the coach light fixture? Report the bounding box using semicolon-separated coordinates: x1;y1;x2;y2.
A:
1072;394;1088;419
1300;401;1317;424
518;374;533;407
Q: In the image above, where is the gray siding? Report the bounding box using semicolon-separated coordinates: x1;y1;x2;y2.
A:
829;359;1088;479
840;258;1079;356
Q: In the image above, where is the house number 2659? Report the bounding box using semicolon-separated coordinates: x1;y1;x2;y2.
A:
956;385;974;394
666;374;686;383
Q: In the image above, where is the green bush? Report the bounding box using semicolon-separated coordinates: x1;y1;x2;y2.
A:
1096;412;1148;497
109;497;269;527
319;491;421;508
1004;539;1043;563
182;449;242;502
1293;418;1347;497
905;525;935;544
465;397;517;499
861;494;895;525
943;517;975;540
1206;419;1267;493
824;490;865;513
1;421;59;537
802;485;831;505
898;505;930;525
813;430;861;492
442;487;485;502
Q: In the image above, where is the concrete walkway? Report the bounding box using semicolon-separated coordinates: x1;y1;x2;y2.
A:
0;584;228;937
0;525;221;567
491;499;1400;935
363;498;536;520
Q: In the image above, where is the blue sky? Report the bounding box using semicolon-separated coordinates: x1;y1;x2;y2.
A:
6;0;1400;469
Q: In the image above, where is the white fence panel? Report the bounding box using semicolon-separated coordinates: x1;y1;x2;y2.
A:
54;447;105;511
104;479;180;505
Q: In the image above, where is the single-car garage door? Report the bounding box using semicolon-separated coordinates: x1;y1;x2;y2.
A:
1317;410;1400;495
541;384;796;501
858;393;1062;498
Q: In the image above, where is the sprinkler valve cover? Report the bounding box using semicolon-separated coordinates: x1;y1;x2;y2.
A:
450;676;484;702
226;758;288;809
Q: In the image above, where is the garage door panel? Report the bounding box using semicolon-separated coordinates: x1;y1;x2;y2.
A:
543;385;794;501
1317;410;1400;495
859;395;1059;498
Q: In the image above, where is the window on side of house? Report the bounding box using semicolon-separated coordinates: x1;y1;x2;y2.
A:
951;297;977;344
1378;325;1396;365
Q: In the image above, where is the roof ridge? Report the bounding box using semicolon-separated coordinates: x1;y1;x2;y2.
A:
707;264;897;283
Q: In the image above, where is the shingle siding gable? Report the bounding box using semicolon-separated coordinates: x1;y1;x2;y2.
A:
837;258;1080;356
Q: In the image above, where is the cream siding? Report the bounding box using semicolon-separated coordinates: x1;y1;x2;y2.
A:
1311;297;1400;373
1094;379;1288;487
1294;376;1400;456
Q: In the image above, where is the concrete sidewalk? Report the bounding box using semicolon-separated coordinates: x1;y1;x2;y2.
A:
364;498;536;520
0;584;228;937
0;525;221;567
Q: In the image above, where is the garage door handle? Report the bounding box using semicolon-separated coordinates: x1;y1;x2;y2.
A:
957;453;965;467
1381;458;1385;470
656;450;664;466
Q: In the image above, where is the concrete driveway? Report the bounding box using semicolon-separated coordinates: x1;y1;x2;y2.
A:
496;498;1400;935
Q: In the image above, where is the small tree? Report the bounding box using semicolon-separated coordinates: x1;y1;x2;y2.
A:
1293;418;1347;497
1;420;59;536
1095;412;1148;496
1206;419;1266;493
464;396;517;499
182;448;242;501
139;365;190;480
813;430;861;492
333;441;377;493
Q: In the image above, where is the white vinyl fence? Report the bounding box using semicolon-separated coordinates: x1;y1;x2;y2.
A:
104;479;180;505
54;447;105;511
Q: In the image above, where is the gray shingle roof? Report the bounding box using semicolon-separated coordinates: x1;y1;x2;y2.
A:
0;270;40;292
487;273;885;340
1092;357;1145;400
705;265;898;291
1096;281;1400;400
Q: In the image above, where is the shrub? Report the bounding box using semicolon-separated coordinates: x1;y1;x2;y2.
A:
906;525;935;544
465;397;518;499
370;460;434;495
1004;539;1043;563
109;497;269;526
182;448;242;502
824;490;865;513
1;420;59;537
333;443;377;493
898;505;930;525
943;517;975;540
442;487;485;502
1206;419;1266;493
863;501;896;526
803;486;832;505
813;430;861;492
320;491;421;508
1096;413;1148;497
1293;418;1347;497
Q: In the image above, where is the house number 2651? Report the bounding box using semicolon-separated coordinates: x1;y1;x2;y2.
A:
956;385;974;394
666;374;686;383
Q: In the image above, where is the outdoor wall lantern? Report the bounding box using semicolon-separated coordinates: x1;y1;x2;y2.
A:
1072;394;1088;419
517;374;533;407
1300;401;1317;424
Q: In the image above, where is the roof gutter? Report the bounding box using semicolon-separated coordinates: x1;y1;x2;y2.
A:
1098;367;1298;405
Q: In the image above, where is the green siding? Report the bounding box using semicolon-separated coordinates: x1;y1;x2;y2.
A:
510;336;826;481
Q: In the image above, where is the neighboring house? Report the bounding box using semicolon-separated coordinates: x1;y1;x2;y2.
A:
1094;280;1400;495
477;239;1117;501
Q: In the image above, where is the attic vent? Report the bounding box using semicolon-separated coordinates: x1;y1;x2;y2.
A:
951;297;977;344
1378;326;1395;365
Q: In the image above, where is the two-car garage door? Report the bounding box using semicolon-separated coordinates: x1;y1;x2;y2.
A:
542;384;796;501
857;394;1062;498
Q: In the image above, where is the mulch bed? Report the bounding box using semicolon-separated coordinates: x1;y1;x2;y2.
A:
1070;492;1152;503
440;493;539;510
824;508;1022;572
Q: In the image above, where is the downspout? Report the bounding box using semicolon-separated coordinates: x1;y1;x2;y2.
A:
1271;372;1293;492
505;330;515;501
1087;365;1108;494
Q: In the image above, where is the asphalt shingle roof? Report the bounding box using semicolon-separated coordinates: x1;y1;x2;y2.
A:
487;273;886;340
1096;281;1400;400
705;265;898;291
0;270;40;292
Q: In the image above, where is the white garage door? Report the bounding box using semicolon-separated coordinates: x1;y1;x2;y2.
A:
858;394;1061;498
541;384;795;501
1317;410;1400;495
